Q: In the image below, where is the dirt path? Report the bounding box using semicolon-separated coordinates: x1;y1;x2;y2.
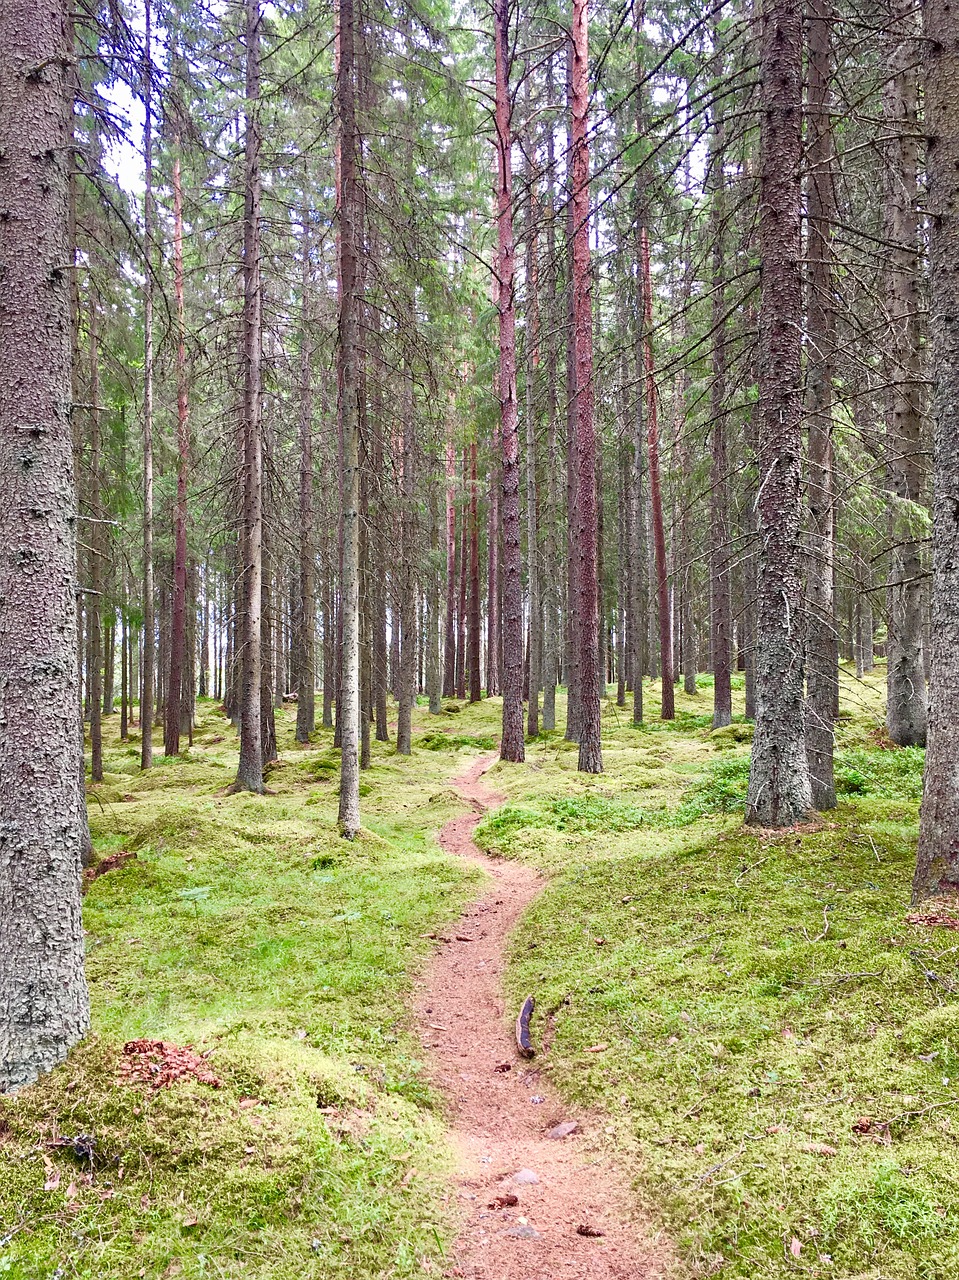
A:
417;753;671;1280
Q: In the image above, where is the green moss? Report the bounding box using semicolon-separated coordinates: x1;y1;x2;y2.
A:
2;701;481;1280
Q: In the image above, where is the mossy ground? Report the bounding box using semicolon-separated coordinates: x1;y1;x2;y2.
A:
3;666;952;1279
0;700;483;1280
464;665;957;1279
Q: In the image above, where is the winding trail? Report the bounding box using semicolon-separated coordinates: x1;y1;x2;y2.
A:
416;752;671;1280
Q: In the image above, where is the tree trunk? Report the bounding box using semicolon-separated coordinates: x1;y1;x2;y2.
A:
296;222;316;742
336;0;362;836
525;185;542;736
88;300;103;784
571;9;602;773
233;0;265;794
804;0;838;809
709;32;733;728
443;429;457;698
397;384;417;753
884;0;928;747
165;147;190;758
913;0;959;900
493;0;525;762
641;228;673;720
744;0;813;827
140;0;156;770
468;439;482;704
0;0;90;1088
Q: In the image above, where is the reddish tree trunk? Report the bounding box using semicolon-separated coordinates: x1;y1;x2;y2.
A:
468;440;482;703
443;429;457;698
641;227;673;720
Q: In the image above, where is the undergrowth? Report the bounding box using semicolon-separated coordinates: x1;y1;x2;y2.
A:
0;700;479;1280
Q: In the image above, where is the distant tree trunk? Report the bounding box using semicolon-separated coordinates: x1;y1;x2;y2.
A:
428;483;442;714
165;147;189;758
140;0;156;771
884;0;928;748
88;300;104;784
525;185;542;737
641;228;673;720
296;223;316;743
709;33;732;728
455;492;467;699
804;0;838;809
913;0;959;900
493;0;524;762
336;0;362;836
487;423;501;698
570;6;602;773
541;66;560;732
397;384;417;753
443;430;457;698
233;0;265;794
468;439;482;704
260;540;277;766
0;0;90;1088
745;0;813;827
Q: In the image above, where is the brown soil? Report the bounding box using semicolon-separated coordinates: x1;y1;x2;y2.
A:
417;752;673;1280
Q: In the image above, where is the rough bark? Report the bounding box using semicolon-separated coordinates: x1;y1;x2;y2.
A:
467;440;481;704
641;227;673;720
493;0;525;762
913;0;959;901
884;0;928;747
165;148;190;758
336;0;362;836
571;7;602;773
745;0;813;827
140;0;155;770
295;223;316;743
803;0;838;809
709;32;732;729
443;429;457;698
233;0;265;794
0;0;91;1089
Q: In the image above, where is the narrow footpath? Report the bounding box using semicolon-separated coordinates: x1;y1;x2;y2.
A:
416;753;670;1280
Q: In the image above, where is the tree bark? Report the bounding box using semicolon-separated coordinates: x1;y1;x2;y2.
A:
296;222;316;743
140;0;155;770
165;148;190;758
641;227;673;720
336;0;362;836
233;0;265;794
803;0;838;809
0;0;90;1088
913;0;959;900
493;0;525;762
744;0;813;827
884;0;928;748
570;8;602;773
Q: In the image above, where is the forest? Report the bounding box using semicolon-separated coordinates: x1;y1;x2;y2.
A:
2;0;959;1274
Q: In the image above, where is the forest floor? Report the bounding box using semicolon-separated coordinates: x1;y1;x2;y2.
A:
0;664;956;1280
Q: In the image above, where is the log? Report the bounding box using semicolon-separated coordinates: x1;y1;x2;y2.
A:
515;994;535;1059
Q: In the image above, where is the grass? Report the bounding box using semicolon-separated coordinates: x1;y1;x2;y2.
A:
465;665;959;1279
0;699;481;1280
3;662;953;1279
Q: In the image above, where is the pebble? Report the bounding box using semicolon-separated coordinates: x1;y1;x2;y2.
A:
512;1168;540;1184
547;1120;580;1140
507;1224;542;1239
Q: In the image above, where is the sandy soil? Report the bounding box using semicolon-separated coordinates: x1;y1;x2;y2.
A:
416;752;673;1280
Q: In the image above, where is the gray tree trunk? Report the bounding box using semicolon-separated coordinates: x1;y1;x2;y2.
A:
745;0;813;827
913;0;959;901
884;0;928;747
0;0;91;1089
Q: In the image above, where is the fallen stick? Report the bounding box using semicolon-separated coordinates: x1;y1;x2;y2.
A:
515;995;535;1059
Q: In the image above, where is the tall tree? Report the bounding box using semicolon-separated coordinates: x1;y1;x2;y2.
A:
912;0;959;901
884;0;928;748
233;0;265;793
140;0;156;769
571;0;602;773
804;0;838;808
744;0;813;826
493;0;524;763
336;0;362;836
0;0;90;1088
